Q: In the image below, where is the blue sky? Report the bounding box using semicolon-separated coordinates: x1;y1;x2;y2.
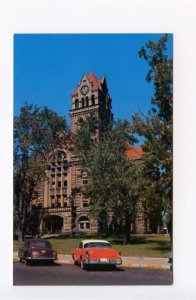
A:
14;34;172;126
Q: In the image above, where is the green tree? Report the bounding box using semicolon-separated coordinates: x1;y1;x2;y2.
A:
131;34;173;236
14;103;68;241
73;117;142;244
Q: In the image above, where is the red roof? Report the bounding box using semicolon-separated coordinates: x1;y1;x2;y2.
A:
126;146;143;160
72;72;104;96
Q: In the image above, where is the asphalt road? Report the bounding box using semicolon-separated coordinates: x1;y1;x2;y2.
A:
13;262;173;285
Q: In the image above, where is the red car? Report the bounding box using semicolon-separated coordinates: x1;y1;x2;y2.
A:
72;239;122;269
18;239;57;265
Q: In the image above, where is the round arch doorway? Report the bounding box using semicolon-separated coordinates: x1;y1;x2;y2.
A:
43;215;63;234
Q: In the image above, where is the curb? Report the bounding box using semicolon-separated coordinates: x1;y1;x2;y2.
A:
13;253;170;270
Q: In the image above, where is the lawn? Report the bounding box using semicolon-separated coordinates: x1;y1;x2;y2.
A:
13;234;171;258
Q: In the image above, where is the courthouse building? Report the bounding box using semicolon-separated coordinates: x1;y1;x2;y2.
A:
30;72;145;236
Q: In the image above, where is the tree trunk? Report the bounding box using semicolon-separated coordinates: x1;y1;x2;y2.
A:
123;214;131;244
17;219;25;241
168;213;172;244
97;219;102;238
17;197;29;241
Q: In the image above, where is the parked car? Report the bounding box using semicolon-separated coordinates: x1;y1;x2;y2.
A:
72;239;122;269
18;239;57;265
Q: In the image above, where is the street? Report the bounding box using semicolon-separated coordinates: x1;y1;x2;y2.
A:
13;262;173;285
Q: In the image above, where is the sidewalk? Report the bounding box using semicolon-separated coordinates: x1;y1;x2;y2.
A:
13;253;170;270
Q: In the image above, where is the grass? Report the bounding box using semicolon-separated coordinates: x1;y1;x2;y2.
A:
13;234;171;258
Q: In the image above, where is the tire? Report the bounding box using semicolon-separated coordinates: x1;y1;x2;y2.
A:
72;255;77;265
72;254;78;265
80;260;85;270
24;259;30;266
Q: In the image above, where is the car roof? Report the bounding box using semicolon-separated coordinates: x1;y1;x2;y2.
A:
81;239;111;245
27;239;50;242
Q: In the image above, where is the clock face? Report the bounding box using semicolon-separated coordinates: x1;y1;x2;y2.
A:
81;85;89;95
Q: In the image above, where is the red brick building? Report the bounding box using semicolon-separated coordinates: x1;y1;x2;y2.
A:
30;72;146;236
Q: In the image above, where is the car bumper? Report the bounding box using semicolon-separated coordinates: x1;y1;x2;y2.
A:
82;258;122;266
26;256;57;261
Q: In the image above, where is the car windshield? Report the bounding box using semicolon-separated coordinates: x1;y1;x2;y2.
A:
31;241;52;249
84;242;111;248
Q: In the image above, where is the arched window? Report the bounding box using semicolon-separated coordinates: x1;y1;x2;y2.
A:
86;96;89;107
82;98;85;108
75;99;79;109
49;150;68;208
91;95;95;106
78;216;90;230
81;170;88;185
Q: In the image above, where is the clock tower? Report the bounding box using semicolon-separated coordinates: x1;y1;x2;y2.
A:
70;72;113;135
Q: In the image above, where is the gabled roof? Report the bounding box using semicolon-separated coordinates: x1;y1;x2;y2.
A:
72;72;105;96
126;146;143;160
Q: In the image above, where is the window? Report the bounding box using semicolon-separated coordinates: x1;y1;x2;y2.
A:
91;95;95;106
82;98;84;108
83;202;88;207
57;181;61;188
64;180;67;187
81;171;88;185
86;96;89;107
31;240;52;249
75;99;79;109
84;242;111;248
78;216;90;230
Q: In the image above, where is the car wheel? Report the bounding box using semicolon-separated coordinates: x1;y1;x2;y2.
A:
72;255;77;265
24;259;30;266
80;260;85;270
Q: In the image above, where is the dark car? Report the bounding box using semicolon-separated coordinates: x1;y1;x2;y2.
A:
18;239;57;265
